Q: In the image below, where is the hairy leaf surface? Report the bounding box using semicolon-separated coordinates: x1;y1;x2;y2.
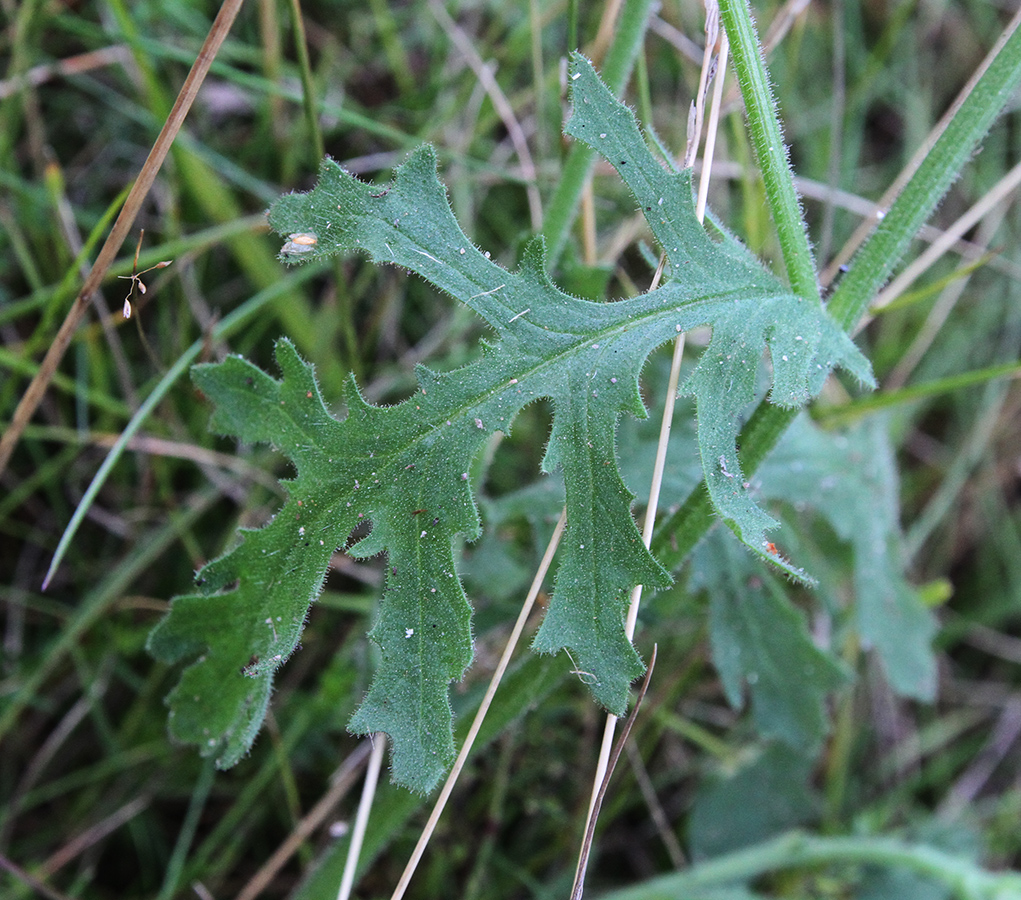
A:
691;529;849;751
758;416;937;699
150;55;871;791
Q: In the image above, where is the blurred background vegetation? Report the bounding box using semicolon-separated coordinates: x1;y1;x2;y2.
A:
2;1;1020;898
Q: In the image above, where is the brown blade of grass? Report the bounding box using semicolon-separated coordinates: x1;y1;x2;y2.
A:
570;645;658;900
0;0;246;479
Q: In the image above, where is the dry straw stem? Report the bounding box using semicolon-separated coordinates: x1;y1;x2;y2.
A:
885;210;1007;391
429;0;543;231
337;735;387;900
234;741;373;900
819;6;1021;287
387;510;568;900
0;853;76;900
868;159;1021;320
0;0;245;479
0;45;132;100
581;3;728;846
570;646;658;900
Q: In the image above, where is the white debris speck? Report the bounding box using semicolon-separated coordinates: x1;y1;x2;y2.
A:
405;628;414;638
281;232;318;255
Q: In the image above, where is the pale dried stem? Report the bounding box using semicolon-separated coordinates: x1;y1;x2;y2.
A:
589;0;625;64
41;796;149;875
0;853;76;900
337;734;387;900
885;205;1008;390
625;739;687;867
582;0;637;263
577;9;729;886
234;741;372;900
868;160;1021;320
701;159;1021;280
0;0;245;478
388;509;568;900
760;0;811;54
570;647;657;900
0;664;111;846
683;1;719;169
0;45;132;100
820;6;1021;286
429;0;543;231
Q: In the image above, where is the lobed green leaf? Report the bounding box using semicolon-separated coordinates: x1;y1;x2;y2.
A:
758;416;937;699
151;55;872;791
691;530;849;752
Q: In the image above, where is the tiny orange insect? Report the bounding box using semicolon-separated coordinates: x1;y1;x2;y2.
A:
765;542;778;555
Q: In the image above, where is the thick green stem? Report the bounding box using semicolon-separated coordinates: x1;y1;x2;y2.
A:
718;0;820;303
599;831;1021;900
654;11;1021;571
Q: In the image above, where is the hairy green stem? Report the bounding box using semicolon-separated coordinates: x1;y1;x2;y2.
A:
717;0;820;303
653;11;1021;570
599;830;1021;900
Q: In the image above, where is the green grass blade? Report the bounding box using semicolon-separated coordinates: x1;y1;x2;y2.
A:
41;263;327;590
540;0;657;267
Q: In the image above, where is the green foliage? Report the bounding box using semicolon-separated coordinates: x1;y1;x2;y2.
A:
5;1;1021;897
689;744;819;861
148;55;871;792
758;416;938;698
692;531;849;753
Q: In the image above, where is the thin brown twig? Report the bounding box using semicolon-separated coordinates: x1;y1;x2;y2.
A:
40;796;150;875
234;741;372;900
625;740;686;868
570;645;658;900
0;853;77;900
0;0;246;478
